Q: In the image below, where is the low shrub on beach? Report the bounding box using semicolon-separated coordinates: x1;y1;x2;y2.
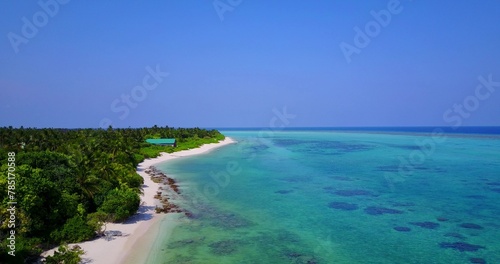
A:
50;216;95;243
98;186;140;222
43;245;84;264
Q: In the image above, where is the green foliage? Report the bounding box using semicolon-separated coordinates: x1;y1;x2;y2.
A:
0;126;225;261
16;165;68;238
50;216;95;243
0;236;43;264
43;245;84;264
87;211;113;236
124;172;144;189
139;145;174;158
98;186;140;222
133;153;145;165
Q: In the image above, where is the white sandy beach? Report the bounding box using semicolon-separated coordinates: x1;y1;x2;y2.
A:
42;137;235;264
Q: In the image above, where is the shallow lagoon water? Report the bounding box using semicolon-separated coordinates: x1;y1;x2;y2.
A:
147;130;500;264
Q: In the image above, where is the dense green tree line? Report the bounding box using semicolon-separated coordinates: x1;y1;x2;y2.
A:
0;126;224;263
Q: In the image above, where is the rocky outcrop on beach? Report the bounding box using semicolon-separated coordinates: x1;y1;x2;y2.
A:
144;166;186;214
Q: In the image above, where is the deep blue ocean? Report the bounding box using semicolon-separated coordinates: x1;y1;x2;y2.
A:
148;128;500;264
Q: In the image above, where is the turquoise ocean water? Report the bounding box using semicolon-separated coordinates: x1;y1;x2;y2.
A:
148;128;500;264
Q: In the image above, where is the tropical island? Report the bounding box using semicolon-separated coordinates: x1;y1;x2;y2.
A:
0;126;226;263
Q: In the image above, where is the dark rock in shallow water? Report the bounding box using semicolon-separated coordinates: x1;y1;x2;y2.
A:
444;232;466;240
364;206;403;215
460;223;484;230
393;226;411;232
328;202;359;211
469;257;487;264
333;189;374;197
184;211;198;219
409;221;440;229
275;190;294;194
439;242;485;252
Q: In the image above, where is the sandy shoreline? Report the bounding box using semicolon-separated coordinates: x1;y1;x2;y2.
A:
41;137;235;264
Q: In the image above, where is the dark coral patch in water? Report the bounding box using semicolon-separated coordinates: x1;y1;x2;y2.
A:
469;257;487;264
409;221;440;229
490;188;500;193
275;230;301;243
275;190;294;194
333;189;374;197
376;165;399;172
437;217;449;222
486;182;500;186
364;206;403;215
388;144;422;150
283;251;318;264
459;223;484;230
321;141;373;154
439;242;485;252
284;251;303;258
393;226;411;232
280;177;311;183
167;237;205;249
328;202;359;211
465;195;486;199
210;212;252;229
444;232;466;240
208;239;240;255
391;202;415;207
330;175;354;181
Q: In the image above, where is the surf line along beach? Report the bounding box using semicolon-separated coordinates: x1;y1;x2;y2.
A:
41;137;236;264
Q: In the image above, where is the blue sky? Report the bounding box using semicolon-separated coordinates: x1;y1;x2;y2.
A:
1;0;499;128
